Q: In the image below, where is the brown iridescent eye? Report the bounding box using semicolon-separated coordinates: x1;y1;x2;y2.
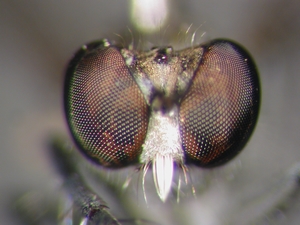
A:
64;40;149;167
179;40;260;167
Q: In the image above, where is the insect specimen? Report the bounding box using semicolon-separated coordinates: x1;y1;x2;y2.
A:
10;0;300;224
61;37;260;224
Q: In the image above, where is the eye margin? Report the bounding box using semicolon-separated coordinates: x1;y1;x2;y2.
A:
181;39;261;168
64;40;110;120
63;40;108;167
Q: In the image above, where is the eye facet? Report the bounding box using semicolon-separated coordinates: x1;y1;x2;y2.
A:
64;41;149;167
179;39;260;167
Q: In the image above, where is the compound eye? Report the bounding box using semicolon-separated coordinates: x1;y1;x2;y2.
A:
179;40;260;167
64;42;149;167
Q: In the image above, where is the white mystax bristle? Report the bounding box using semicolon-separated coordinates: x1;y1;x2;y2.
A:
152;153;174;202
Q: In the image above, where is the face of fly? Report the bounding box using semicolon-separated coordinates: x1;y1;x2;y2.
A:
121;45;204;201
64;39;260;202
